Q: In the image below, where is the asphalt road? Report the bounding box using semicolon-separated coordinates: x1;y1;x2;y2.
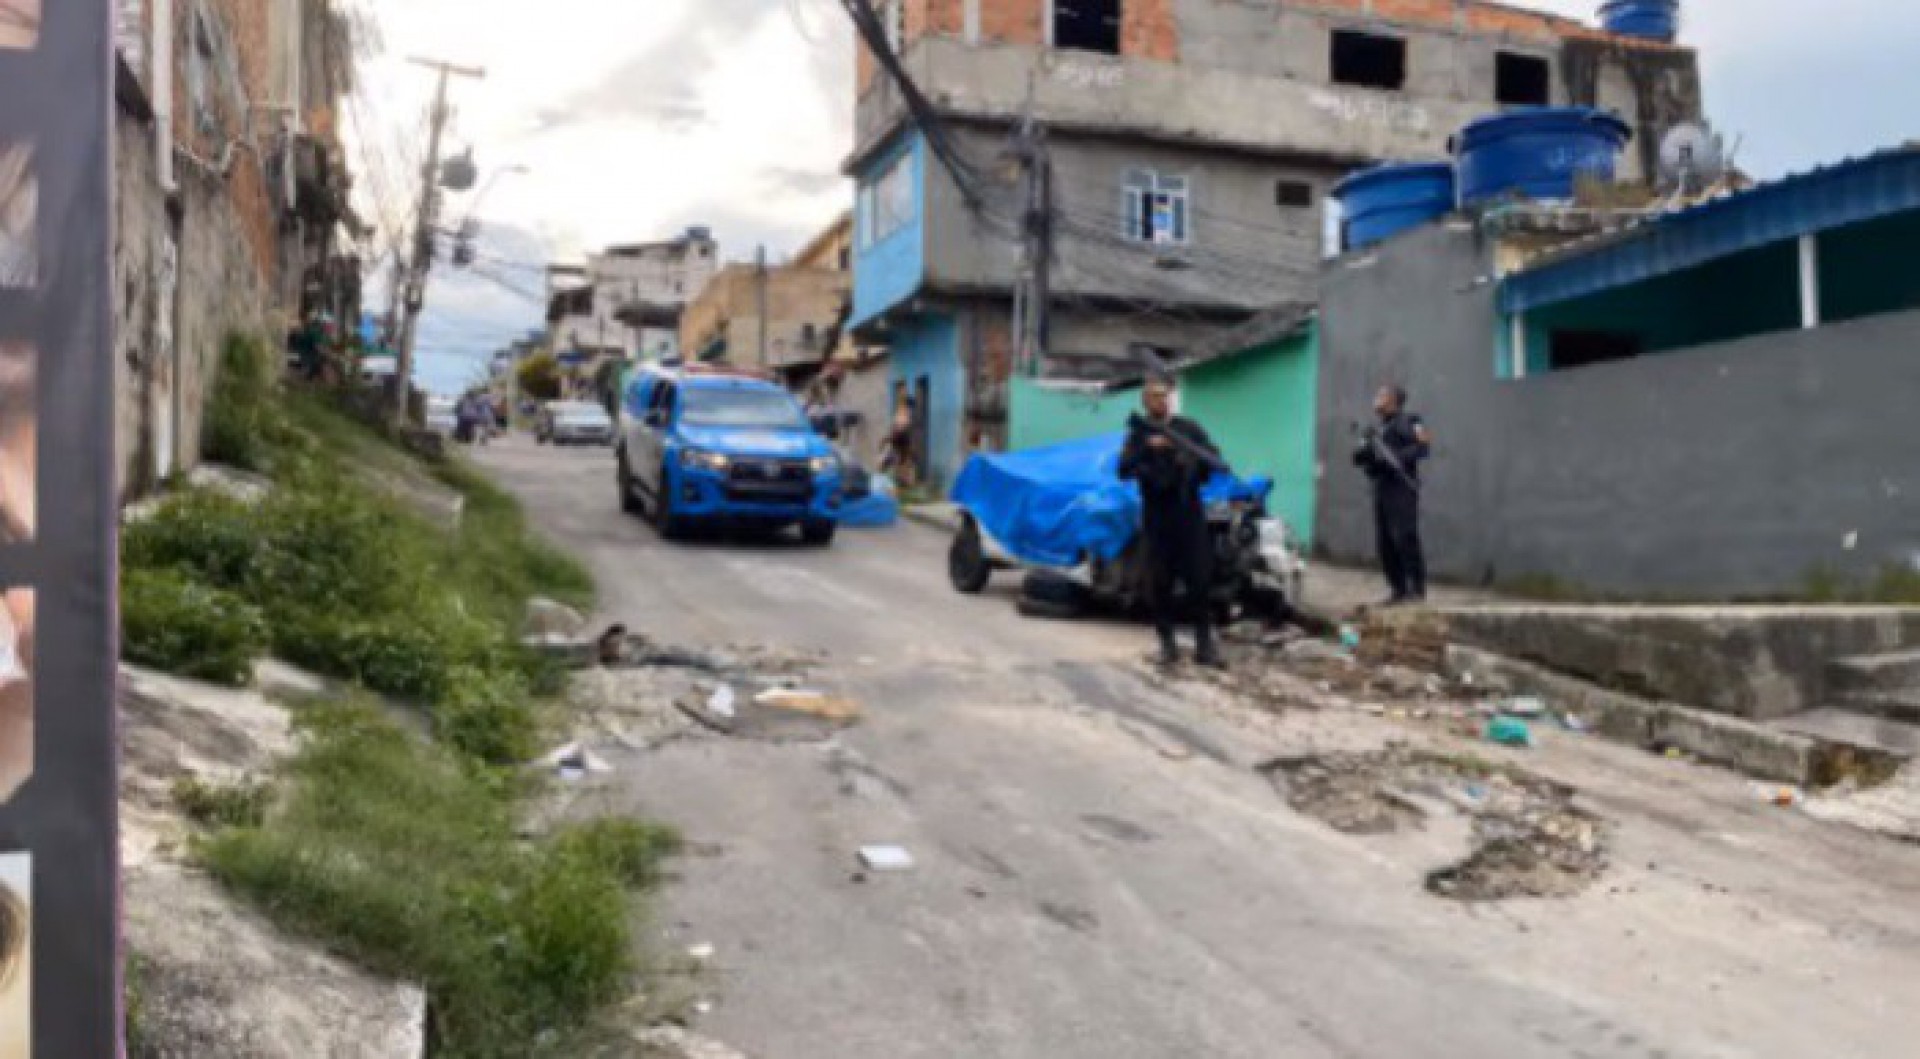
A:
480;437;1920;1059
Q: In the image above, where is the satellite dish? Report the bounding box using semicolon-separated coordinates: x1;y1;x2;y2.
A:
1659;123;1726;194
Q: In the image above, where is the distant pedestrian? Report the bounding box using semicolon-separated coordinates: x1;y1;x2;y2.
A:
1354;383;1431;605
1120;377;1226;668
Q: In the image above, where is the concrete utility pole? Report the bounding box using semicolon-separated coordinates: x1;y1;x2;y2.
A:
392;56;485;424
755;244;770;369
1012;109;1052;377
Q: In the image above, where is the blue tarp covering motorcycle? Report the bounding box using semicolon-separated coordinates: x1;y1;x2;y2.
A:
946;434;1305;619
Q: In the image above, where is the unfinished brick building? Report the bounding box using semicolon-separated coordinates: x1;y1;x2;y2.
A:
845;0;1702;486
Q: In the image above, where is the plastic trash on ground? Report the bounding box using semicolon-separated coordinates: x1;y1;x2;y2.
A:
857;845;915;872
1486;716;1533;748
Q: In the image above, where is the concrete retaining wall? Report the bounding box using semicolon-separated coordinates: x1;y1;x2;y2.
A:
1440;606;1920;721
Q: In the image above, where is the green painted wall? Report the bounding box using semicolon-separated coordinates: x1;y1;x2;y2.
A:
1008;376;1137;451
1180;326;1320;545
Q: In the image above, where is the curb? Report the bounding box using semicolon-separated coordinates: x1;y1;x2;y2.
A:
901;503;962;535
1445;644;1903;787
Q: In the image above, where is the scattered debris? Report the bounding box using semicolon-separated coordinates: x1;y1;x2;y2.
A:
521;633;599;669
707;685;737;720
537;742;611;778
627;1025;751;1059
1500;695;1548;719
525;597;588;639
1426;807;1608;902
1486;717;1533;748
597;623;630;666
754;688;861;722
1039;901;1100;933
857;845;915;873
1260;745;1611;900
686;943;715;962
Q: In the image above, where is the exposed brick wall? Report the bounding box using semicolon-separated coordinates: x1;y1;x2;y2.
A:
1122;0;1178;62
978;0;1043;47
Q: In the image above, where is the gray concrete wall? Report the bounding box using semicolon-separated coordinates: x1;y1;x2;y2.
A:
1316;223;1920;598
857;33;1694;172
1176;1;1564;106
925;125;1327;311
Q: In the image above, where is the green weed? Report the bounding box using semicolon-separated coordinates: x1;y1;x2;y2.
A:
121;568;268;687
200;701;669;1057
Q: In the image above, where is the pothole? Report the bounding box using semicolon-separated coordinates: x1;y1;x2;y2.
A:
1260;744;1610;901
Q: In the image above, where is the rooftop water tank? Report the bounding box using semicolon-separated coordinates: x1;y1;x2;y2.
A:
1454;107;1632;207
1332;162;1457;250
1599;0;1679;42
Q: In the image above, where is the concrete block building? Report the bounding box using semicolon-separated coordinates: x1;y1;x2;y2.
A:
1315;148;1920;598
546;226;718;387
845;0;1701;488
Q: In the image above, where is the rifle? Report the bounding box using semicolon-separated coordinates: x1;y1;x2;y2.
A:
1129;413;1229;475
1353;421;1421;494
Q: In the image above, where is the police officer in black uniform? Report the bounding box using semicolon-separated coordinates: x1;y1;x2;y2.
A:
1355;384;1432;604
1120;377;1226;668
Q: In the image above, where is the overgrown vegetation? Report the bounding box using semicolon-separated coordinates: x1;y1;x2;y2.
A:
202;702;677;1056
203;334;292;473
120;334;670;1055
120;568;268;687
517;351;562;403
122;353;590;759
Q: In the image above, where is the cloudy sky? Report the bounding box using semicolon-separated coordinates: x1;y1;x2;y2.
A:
341;0;1920;394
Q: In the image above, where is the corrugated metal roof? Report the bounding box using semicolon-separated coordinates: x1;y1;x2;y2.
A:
1500;146;1920;314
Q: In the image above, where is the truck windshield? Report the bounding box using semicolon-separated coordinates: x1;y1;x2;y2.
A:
680;388;805;430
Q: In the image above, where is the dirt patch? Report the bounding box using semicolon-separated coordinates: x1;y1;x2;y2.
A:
1260;745;1610;901
1426;808;1608;902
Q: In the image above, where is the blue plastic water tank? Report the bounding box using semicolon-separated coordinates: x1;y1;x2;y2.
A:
1332;162;1457;250
1454;107;1632;207
1599;0;1679;42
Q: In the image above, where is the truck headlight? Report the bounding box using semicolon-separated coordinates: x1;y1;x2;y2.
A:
680;449;730;473
808;455;840;476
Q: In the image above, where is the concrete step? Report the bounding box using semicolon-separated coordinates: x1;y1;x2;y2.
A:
1830;691;1920;724
1827;648;1920;695
1772;708;1920;762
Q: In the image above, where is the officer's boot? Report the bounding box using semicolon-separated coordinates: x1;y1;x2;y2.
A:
1194;623;1225;670
1156;627;1181;667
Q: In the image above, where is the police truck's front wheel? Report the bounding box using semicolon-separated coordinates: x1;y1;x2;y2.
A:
949;518;991;594
802;519;837;546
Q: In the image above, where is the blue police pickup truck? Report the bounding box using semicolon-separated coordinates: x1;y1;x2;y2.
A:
615;365;845;544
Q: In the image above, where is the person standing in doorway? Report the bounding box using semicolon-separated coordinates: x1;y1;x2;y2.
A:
1120;377;1226;668
1354;383;1431;604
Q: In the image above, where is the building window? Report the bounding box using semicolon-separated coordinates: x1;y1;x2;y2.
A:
860;149;915;249
1331;30;1406;91
1123;169;1189;245
1276;180;1314;209
1054;0;1122;56
1549;330;1642;371
1496;52;1551;106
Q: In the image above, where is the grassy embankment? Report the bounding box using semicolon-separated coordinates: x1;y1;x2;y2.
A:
122;335;676;1056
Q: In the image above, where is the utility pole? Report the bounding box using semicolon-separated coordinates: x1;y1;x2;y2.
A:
392;57;485;424
1012;109;1052;377
755;244;770;369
